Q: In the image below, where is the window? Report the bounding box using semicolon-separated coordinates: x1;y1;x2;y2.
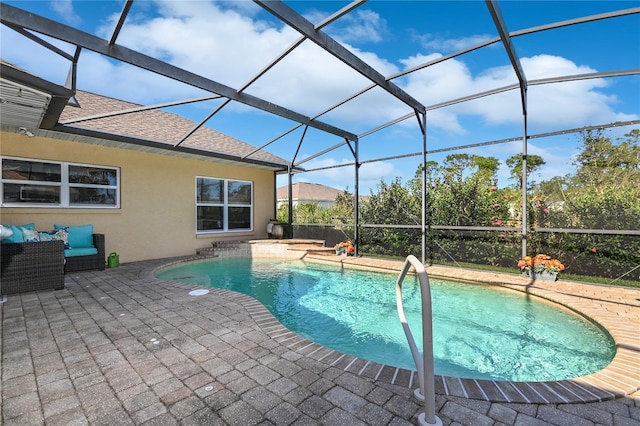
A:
196;177;252;233
1;157;120;208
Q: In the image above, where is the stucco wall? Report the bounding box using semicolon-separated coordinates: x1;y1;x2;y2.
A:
1;132;276;263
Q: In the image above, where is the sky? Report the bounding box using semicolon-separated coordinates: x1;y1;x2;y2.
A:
1;0;639;194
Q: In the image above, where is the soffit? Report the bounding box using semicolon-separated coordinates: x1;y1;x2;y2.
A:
0;78;50;129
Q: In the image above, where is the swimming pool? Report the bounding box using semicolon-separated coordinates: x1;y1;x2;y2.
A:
156;257;615;382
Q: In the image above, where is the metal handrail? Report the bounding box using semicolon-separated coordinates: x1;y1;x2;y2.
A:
395;255;442;426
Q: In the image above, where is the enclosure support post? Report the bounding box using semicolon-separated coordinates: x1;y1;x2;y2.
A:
354;139;360;256
521;93;529;258
421;112;427;264
486;0;530;258
288;166;294;236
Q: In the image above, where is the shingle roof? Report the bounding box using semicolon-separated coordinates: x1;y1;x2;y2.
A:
276;182;343;202
58;90;288;166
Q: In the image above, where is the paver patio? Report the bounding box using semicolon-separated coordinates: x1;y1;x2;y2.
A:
1;255;639;425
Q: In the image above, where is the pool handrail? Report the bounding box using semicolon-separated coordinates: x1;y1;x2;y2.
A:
395;255;442;426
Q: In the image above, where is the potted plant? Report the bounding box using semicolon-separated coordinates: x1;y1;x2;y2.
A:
518;254;565;281
334;240;355;256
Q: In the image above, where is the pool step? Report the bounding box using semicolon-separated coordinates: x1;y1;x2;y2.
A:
196;240;251;258
287;243;336;256
197;239;340;258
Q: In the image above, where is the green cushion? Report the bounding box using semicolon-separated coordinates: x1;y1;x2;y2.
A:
54;224;94;248
65;247;98;257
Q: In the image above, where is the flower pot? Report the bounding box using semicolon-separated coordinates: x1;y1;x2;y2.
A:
271;224;284;239
523;270;558;281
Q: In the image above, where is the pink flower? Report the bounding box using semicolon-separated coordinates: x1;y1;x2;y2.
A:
543;208;550;213
490;186;497;191
591;248;597;253
493;203;501;208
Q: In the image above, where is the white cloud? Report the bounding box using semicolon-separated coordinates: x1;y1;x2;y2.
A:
397;53;638;134
0;28;72;85
1;1;635;158
50;0;81;26
85;1;396;119
96;0;298;89
335;10;388;44
301;8;387;45
74;55;201;104
414;33;494;53
294;157;399;193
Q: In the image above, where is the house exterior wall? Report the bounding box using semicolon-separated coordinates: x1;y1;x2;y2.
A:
1;132;276;263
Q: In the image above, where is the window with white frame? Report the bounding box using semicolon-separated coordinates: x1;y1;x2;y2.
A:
196;177;252;233
1;157;120;208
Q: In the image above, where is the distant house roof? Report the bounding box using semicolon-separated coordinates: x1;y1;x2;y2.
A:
277;182;343;203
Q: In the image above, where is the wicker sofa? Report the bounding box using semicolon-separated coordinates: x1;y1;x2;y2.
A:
64;233;106;272
1;233;106;295
1;240;65;295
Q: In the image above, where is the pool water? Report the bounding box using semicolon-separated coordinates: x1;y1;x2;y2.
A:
156;258;616;381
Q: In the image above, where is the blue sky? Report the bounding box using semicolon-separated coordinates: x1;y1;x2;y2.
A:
1;0;638;194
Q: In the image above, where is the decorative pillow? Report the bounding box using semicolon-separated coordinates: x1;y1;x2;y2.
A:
1;223;35;243
21;226;41;242
38;232;53;242
0;225;15;238
54;224;93;248
47;228;71;249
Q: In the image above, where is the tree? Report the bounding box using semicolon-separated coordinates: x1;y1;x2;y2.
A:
572;129;640;188
359;177;421;257
536;176;569;204
441;153;472;183
471;155;500;180
506;154;546;189
360;178;420;225
334;189;355;223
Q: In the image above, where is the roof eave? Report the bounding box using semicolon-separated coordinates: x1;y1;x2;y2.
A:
52;124;292;171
